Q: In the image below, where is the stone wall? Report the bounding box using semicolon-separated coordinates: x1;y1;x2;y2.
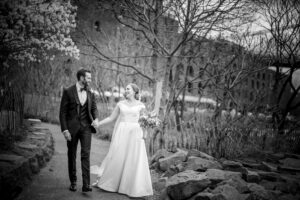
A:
0;119;54;200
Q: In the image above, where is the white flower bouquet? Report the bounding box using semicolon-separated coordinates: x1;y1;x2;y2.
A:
138;109;161;129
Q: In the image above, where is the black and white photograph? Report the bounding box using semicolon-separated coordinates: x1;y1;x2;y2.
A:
1;0;300;200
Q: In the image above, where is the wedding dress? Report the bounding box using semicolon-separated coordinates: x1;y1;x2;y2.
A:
91;101;153;197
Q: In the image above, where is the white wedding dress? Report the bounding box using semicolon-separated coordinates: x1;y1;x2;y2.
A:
91;101;153;197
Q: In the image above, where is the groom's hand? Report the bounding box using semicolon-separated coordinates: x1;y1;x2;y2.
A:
91;119;99;129
63;130;72;141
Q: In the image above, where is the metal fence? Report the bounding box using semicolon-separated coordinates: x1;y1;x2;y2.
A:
0;80;24;139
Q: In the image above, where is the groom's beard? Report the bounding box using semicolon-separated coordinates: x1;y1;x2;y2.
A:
82;79;89;89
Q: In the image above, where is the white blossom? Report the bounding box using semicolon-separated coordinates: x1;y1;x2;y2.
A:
0;0;80;63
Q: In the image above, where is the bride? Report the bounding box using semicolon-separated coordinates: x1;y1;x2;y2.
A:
91;83;153;198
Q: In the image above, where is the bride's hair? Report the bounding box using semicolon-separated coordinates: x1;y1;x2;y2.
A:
129;83;140;100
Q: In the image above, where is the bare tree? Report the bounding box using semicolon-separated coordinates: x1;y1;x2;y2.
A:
253;0;300;150
90;0;253;144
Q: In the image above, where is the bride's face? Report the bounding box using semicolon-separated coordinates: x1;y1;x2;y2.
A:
124;85;134;99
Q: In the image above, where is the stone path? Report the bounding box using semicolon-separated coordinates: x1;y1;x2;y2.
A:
16;123;140;200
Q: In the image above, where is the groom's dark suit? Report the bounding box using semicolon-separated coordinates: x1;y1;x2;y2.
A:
59;84;98;188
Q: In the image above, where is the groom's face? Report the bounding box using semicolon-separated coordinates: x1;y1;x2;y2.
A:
82;72;92;87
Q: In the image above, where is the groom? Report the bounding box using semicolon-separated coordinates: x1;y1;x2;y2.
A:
59;69;99;192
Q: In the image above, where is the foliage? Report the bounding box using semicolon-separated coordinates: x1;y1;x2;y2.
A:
0;0;80;64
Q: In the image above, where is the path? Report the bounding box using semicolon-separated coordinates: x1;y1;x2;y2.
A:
16;123;136;200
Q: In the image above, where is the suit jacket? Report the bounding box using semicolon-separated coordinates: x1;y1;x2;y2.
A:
59;84;98;134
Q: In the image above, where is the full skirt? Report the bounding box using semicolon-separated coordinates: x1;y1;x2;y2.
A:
91;121;153;197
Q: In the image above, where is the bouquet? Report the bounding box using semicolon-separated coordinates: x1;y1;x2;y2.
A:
138;109;161;129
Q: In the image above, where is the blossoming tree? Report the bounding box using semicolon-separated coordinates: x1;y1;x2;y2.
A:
0;0;80;65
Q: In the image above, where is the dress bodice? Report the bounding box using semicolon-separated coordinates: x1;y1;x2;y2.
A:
118;101;145;123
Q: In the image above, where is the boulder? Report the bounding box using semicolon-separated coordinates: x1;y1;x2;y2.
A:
29;157;40;174
166;170;211;200
266;153;285;163
159;189;172;200
26;118;42;125
187;149;215;161
240;161;262;170
211;184;243;200
246;183;273;200
259;180;277;190
279;158;300;168
280;176;300;195
153;177;168;192
204;169;242;185
284;153;300;159
279;194;300;200
222;160;246;173
176;163;185;172
150;149;173;164
257;171;282;182
218;178;249;193
242;169;260;183
260;162;277;172
159;149;188;171
162;165;178;177
278;165;300;173
185;157;222;172
0;154;26;164
189;192;216;200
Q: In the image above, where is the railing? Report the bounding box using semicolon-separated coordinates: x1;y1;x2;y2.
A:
0;81;24;142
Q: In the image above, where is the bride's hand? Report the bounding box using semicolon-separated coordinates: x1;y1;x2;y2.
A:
92;119;99;128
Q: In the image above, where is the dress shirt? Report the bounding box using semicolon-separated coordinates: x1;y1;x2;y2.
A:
76;82;87;106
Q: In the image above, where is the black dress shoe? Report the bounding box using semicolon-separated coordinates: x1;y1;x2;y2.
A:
69;183;77;192
82;186;92;192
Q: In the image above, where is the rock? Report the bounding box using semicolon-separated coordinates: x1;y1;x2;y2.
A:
205;169;242;185
32;131;46;136
247;183;273;200
284;153;300;159
278;165;300;173
279;194;300;200
259;180;276;190
279;158;300;168
275;182;293;194
265;153;285;163
222;160;243;168
176;163;185;172
166;170;211;200
240;161;262;170
159;149;188;171
242;169;260;183
150;161;159;169
185;157;222;172
189;192;216;200
28;135;45;140
162;166;178;178
187;149;215;161
31;126;48;131
259;180;296;194
159;189;172;200
257;171;282;182
15;143;38;150
247;183;266;192
0;154;26;164
280;176;300;195
26;118;42;125
222;160;246;173
153;177;168;192
29;157;40;174
218;178;249;193
150;149;173;164
260;162;277;172
211;184;243;200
